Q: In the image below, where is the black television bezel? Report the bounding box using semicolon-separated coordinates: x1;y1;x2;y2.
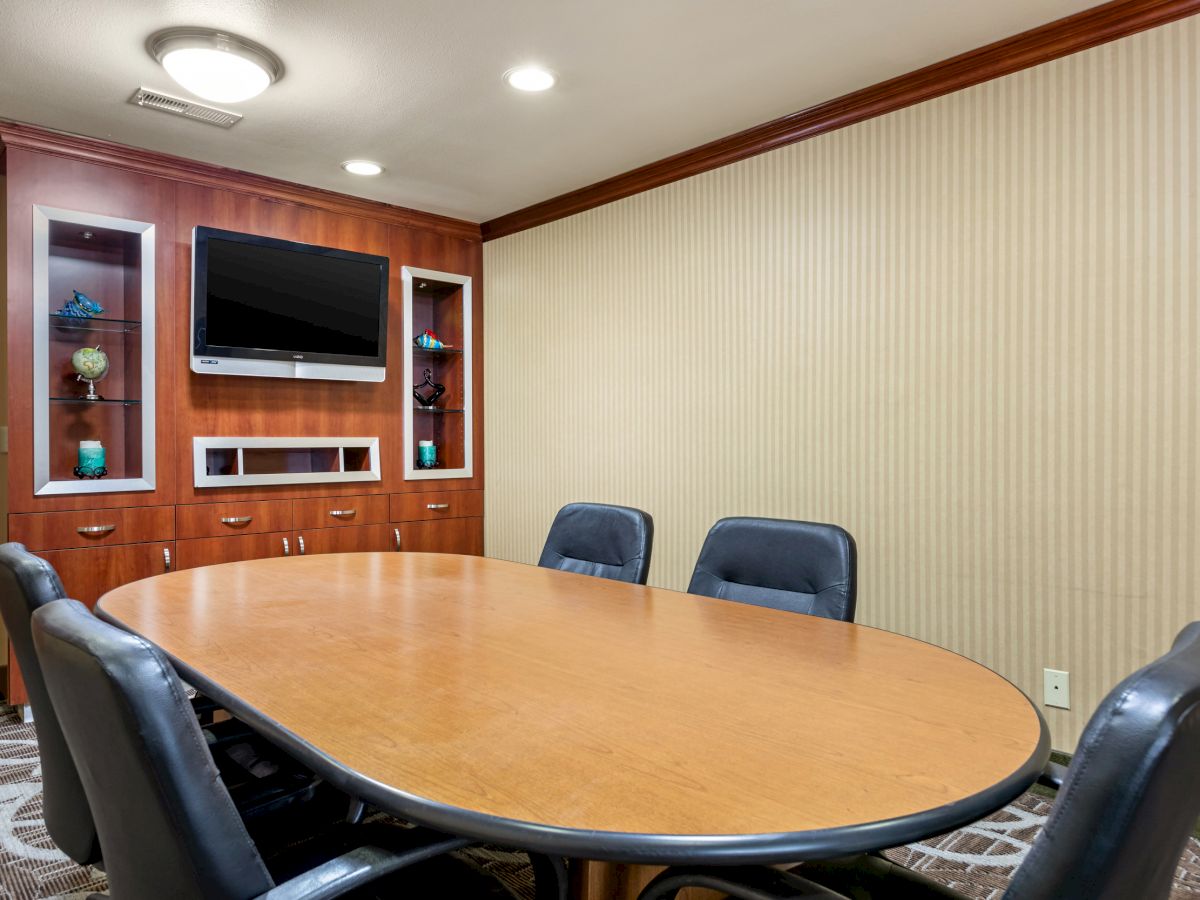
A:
192;226;389;368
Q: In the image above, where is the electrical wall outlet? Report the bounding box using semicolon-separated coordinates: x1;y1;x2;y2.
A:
1044;668;1071;709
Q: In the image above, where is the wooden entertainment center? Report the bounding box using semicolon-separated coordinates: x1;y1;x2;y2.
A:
1;123;485;708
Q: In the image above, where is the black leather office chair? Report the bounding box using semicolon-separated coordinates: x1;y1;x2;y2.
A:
686;517;857;621
537;502;654;585
31;597;522;900
0;542;324;868
0;543;100;865
638;620;1200;900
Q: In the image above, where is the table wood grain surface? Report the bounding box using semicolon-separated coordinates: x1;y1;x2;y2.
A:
97;553;1047;866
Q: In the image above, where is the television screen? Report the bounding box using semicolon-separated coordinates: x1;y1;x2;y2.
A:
191;227;388;381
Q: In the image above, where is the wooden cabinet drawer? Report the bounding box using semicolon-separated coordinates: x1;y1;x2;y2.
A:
176;532;292;570
396;517;483;556
176;500;293;540
295;524;396;556
293;494;389;531
391;490;483;523
8;507;174;552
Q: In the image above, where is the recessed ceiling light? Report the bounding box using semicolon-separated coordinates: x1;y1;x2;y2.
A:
504;66;556;92
148;27;283;103
342;160;384;176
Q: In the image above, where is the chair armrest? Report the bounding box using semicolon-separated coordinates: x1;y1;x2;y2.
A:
257;835;470;900
637;865;845;900
1037;760;1069;791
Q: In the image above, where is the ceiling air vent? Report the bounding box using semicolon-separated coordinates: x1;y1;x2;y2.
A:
129;87;242;128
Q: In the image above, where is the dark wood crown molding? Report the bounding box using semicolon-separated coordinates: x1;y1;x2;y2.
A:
482;0;1200;241
0;120;482;242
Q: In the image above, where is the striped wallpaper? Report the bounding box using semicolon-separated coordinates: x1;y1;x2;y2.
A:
483;16;1200;750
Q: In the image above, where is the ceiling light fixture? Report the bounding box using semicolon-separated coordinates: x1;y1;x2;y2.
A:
342;160;384;176
504;65;556;92
148;27;283;103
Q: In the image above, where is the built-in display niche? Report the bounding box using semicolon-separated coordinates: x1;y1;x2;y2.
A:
193;437;380;488
32;206;156;495
402;266;473;480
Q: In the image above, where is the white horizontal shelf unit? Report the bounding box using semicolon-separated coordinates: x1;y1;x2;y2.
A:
193;437;381;488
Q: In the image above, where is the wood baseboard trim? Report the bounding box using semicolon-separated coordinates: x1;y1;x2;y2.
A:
481;0;1200;241
0;120;482;242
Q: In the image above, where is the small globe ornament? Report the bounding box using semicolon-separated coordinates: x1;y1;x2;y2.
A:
71;346;110;401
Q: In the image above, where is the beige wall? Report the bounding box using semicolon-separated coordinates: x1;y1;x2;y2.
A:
483;16;1200;751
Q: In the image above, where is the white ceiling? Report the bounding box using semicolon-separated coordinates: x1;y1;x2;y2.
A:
0;0;1094;223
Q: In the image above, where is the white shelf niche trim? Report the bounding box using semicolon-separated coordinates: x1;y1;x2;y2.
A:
402;266;473;481
193;436;381;488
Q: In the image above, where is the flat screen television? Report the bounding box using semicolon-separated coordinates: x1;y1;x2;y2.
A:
191;226;389;382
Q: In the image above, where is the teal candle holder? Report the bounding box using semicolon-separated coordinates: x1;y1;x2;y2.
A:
75;441;108;479
417;440;437;469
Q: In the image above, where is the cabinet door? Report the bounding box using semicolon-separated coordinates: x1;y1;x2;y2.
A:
296;524;396;556
396;517;483;556
8;541;174;705
176;532;292;570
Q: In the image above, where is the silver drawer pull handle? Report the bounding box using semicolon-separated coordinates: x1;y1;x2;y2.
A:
282;537;290;556
426;503;450;510
328;509;356;518
394;527;401;551
220;516;253;526
298;535;306;555
163;547;171;572
77;524;116;535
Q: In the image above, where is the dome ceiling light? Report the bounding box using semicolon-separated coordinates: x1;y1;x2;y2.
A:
149;27;283;103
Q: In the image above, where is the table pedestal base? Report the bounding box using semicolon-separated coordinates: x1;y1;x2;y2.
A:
571;861;724;900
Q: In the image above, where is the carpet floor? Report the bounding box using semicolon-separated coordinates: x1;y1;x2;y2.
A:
0;705;1195;899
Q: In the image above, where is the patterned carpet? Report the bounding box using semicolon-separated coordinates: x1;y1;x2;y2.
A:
0;702;1195;899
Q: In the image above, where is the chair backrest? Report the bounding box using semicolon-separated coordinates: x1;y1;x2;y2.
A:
0;543;100;866
32;599;275;900
1006;621;1200;900
687;517;857;621
537;502;654;585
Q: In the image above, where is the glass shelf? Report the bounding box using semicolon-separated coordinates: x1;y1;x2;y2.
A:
51;396;142;406
49;314;142;333
412;346;463;355
413;406;465;414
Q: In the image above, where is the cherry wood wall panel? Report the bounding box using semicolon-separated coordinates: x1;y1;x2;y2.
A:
3;135;487;703
172;184;399;504
5;149;177;512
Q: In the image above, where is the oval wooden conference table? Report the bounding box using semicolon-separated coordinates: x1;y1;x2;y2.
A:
97;553;1048;900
